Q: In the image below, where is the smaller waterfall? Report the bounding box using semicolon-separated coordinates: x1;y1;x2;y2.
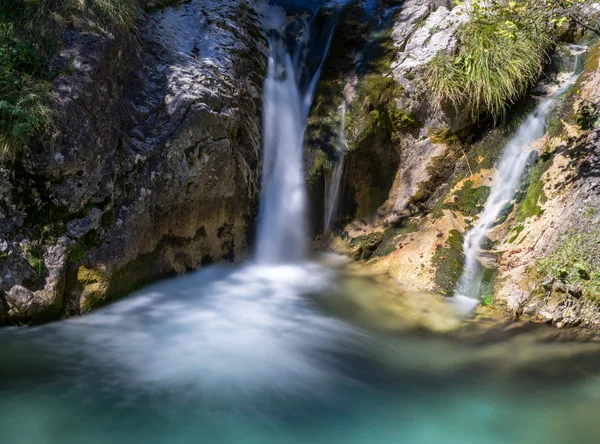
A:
324;100;347;234
454;52;584;314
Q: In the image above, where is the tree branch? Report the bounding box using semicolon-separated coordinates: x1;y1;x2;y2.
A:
569;14;600;37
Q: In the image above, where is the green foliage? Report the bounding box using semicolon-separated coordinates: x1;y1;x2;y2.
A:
444;180;491;217
68;230;101;264
539;229;600;300
23;241;45;286
425;2;551;120
0;0;139;159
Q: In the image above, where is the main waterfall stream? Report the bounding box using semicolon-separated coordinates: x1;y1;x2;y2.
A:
2;3;600;443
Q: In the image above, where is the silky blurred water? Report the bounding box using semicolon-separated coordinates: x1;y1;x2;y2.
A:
2;262;600;444
2;2;599;442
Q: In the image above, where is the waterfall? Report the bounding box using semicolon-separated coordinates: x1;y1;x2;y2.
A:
324;100;347;234
256;7;341;264
454;51;585;314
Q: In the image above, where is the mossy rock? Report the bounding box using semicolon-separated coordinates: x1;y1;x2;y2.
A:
353;232;385;260
444;180;491;217
372;218;419;257
431;229;465;296
514;152;550;222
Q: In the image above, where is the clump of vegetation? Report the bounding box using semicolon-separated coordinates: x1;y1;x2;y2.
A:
444;180;491;217
431;229;465;295
538;229;600;300
425;1;551;121
0;0;139;160
427;0;600;121
23;240;45;287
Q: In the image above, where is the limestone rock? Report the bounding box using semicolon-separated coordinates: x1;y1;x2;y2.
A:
0;0;267;324
391;0;469;126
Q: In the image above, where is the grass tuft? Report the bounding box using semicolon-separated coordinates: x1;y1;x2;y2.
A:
425;14;550;121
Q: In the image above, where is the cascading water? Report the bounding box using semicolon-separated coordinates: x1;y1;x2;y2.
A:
454;49;586;314
324;100;347;234
256;6;341;264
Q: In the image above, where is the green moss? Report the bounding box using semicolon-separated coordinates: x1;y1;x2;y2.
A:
431;229;465;296
428;127;460;146
444;180;491;217
353;232;384;261
508;224;525;243
307;150;332;185
515;157;549;222
373;218;419;257
77;265;104;285
538;228;600;301
346;74;420;152
480;267;499;307
100;208;116;228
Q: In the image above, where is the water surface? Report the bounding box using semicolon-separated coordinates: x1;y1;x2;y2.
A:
2;262;600;444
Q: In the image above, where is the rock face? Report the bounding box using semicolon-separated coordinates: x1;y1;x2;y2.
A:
391;0;468;126
493;50;600;329
328;1;600;329
304;0;471;233
0;0;267;324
